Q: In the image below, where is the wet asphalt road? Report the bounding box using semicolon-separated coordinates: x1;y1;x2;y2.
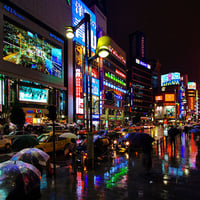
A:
38;129;200;200
1;127;200;200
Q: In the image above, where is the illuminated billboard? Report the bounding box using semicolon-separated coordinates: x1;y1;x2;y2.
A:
19;86;48;103
165;94;175;102
3;20;63;78
187;82;196;90
155;95;163;101
135;58;151;69
163;106;175;118
161;72;180;86
72;0;96;52
92;78;99;96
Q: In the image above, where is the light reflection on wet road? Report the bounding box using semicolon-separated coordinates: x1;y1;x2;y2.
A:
39;127;200;199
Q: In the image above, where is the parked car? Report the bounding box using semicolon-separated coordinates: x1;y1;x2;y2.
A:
4;130;37;142
0;135;12;152
34;132;76;153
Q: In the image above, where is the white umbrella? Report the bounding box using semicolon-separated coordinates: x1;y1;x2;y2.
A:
11;148;50;167
59;132;77;139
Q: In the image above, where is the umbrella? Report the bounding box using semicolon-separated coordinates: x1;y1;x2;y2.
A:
11;148;50;168
0;160;41;199
189;128;200;134
59;132;77;139
168;128;180;137
126;132;155;147
12;135;39;151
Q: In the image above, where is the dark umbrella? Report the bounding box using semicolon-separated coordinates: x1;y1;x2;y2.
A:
0;160;41;200
12;135;39;152
126;132;155;147
168;127;180;137
189;128;200;134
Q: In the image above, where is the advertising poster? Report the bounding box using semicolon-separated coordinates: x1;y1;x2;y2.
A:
161;72;180;86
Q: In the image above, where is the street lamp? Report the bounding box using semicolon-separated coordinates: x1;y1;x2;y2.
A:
66;13;110;167
66;13;110;132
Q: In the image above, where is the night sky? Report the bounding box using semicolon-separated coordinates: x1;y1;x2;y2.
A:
105;0;200;83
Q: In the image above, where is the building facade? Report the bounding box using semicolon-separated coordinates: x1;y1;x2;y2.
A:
0;0;72;124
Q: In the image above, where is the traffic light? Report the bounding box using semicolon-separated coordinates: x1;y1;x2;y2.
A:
47;105;57;121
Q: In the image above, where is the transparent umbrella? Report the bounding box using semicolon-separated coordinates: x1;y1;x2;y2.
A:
0;160;41;200
59;132;78;139
11;148;50;168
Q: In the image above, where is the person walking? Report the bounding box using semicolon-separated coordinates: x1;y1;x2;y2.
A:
142;138;153;175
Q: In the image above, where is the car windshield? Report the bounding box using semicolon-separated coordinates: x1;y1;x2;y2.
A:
38;135;49;142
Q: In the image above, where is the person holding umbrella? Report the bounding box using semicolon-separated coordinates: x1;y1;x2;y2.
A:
142;137;153;175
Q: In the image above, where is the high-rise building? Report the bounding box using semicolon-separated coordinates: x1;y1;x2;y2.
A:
128;31;153;123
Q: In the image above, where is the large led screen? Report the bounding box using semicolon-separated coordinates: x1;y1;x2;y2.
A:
3;20;62;78
161;72;180;87
19;85;48;103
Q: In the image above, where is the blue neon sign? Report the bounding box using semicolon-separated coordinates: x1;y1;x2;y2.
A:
136;58;151;69
72;0;96;52
3;5;24;20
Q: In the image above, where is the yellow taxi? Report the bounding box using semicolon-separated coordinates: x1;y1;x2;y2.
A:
34;132;75;153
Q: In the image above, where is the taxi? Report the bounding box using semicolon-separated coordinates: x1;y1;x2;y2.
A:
34;132;75;153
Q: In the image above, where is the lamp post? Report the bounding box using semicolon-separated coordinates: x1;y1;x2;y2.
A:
66;14;111;167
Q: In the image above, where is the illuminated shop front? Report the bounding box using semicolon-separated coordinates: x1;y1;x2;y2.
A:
0;2;67;123
154;93;180;123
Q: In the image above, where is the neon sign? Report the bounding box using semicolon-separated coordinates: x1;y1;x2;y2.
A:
108;46;126;64
135;58;151;69
72;0;96;52
105;72;126;86
103;80;126;93
115;69;126;79
75;69;83;114
3;5;24;20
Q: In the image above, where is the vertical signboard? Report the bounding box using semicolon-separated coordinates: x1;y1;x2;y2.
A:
72;0;96;52
75;68;83;114
75;45;84;114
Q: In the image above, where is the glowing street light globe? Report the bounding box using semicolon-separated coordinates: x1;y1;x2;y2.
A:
66;27;74;39
97;46;109;58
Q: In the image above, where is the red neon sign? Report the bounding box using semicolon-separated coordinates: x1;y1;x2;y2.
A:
115;69;126;79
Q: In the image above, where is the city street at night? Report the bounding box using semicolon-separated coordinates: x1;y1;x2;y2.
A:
36;127;200;200
1;0;200;199
1;127;198;200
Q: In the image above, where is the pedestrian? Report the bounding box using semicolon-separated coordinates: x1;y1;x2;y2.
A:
142;140;153;175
